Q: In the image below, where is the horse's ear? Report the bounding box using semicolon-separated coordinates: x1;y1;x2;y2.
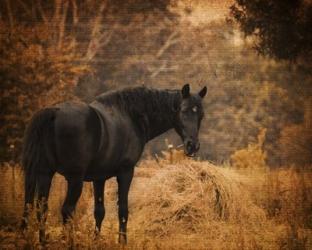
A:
181;84;190;99
198;86;207;98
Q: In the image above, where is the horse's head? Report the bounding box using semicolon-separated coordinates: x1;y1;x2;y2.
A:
174;84;207;157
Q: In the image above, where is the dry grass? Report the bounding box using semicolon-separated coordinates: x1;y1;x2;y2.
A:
0;151;311;249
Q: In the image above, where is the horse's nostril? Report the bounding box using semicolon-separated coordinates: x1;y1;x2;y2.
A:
186;140;192;151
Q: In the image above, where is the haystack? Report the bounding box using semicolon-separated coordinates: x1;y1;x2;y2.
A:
132;150;266;238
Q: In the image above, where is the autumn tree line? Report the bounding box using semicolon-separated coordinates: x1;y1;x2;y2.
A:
1;0;311;167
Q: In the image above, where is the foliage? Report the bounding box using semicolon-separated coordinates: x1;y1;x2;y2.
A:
0;1;311;167
0;21;89;161
140;21;306;166
84;14;307;166
106;0;177;16
230;0;312;61
230;128;267;169
76;4;180;101
279;100;312;166
0;0;178;162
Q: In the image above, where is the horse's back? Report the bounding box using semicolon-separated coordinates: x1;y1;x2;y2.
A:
54;101;101;177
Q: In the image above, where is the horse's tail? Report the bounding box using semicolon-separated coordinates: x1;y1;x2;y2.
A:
22;108;57;208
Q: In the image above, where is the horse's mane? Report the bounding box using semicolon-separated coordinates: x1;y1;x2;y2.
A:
95;86;181;120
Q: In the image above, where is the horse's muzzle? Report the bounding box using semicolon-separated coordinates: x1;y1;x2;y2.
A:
184;139;200;157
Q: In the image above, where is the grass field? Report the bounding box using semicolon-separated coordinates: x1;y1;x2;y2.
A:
0;150;311;249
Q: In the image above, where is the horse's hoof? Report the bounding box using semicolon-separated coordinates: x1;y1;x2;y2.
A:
118;233;127;245
94;229;100;239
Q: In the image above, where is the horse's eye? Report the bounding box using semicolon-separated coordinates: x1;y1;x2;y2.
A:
192;106;197;113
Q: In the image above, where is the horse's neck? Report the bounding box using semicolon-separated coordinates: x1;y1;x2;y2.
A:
142;91;180;142
144;114;174;141
95;88;180;142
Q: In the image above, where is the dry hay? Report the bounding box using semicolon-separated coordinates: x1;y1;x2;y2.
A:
1;152;311;249
132;152;267;241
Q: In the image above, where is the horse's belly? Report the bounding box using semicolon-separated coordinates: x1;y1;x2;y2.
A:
84;135;144;180
83;170;116;181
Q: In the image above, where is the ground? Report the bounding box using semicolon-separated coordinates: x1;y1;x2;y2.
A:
0;150;311;249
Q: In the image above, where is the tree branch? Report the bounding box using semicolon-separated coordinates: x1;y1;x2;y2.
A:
53;0;62;42
156;30;180;58
17;0;32;17
71;0;78;25
150;61;178;78
85;1;108;61
5;0;14;30
36;0;48;25
58;0;69;49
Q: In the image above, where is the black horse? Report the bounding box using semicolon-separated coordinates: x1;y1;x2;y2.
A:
21;83;207;243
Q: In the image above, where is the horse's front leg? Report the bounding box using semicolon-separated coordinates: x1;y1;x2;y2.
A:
117;167;134;244
93;180;105;234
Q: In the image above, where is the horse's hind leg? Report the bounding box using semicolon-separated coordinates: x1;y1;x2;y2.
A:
93;180;105;234
61;178;83;224
36;172;54;243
